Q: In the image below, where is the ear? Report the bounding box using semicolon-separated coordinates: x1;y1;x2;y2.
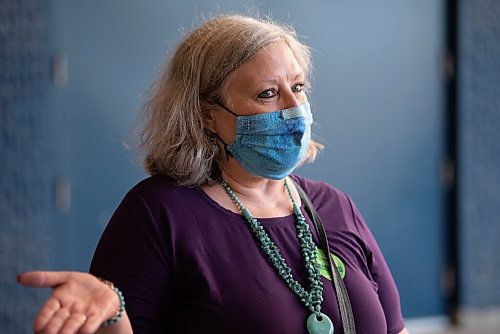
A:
201;105;217;133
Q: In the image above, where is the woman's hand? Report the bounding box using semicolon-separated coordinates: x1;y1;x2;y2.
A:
17;271;130;334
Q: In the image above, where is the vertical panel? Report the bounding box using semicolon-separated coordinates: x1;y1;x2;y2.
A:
459;0;500;308
0;0;55;331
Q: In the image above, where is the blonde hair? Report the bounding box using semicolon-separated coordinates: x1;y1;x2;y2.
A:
138;14;323;186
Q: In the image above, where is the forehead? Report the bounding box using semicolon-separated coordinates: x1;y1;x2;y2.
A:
224;41;304;92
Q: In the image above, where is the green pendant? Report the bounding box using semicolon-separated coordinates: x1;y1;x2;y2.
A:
307;313;334;334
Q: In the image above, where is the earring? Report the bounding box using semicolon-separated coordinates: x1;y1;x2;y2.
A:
205;130;218;144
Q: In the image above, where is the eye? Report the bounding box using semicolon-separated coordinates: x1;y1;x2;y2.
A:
258;89;277;99
292;83;305;93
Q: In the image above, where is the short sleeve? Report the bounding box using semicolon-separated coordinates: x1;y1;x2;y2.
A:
89;189;173;333
345;194;406;334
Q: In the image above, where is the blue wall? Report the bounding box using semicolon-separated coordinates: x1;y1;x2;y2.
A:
459;0;500;308
0;1;55;331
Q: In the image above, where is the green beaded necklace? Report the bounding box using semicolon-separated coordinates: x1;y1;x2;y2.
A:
221;179;334;334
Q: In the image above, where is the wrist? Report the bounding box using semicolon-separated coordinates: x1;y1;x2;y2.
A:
98;278;126;326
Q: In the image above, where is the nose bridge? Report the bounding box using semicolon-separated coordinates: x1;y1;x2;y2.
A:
281;90;301;110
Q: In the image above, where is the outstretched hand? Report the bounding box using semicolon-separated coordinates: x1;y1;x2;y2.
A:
18;271;121;334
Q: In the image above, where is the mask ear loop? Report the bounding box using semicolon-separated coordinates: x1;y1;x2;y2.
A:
207;130;233;162
204;99;238;162
208;100;239;162
216;101;240;117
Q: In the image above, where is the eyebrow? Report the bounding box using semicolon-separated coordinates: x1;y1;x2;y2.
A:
290;71;305;81
256;72;305;87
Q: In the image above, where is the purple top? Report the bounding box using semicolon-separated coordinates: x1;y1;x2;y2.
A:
90;174;405;334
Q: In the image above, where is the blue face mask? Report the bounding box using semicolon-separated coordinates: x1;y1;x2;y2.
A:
216;100;313;180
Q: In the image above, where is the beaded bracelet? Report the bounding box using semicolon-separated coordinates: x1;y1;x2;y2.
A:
98;278;126;326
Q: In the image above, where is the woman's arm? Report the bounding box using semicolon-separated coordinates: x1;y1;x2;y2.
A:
18;271;132;334
345;193;407;334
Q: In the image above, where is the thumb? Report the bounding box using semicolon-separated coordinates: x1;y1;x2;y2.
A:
17;271;71;288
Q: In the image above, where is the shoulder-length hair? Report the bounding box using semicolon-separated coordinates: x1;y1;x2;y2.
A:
138;14;322;187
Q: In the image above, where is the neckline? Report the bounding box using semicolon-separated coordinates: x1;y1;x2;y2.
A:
197;185;305;225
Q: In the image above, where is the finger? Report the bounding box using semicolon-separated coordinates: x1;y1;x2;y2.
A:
59;313;87;334
18;271;71;288
34;297;61;332
41;307;71;334
80;314;104;334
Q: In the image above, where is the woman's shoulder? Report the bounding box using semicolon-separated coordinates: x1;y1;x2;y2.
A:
291;174;350;207
290;174;360;230
126;174;198;205
107;174;207;237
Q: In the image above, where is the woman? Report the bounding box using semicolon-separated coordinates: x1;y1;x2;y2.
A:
18;15;409;334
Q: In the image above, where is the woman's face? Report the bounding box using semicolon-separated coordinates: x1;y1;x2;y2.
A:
210;41;308;145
